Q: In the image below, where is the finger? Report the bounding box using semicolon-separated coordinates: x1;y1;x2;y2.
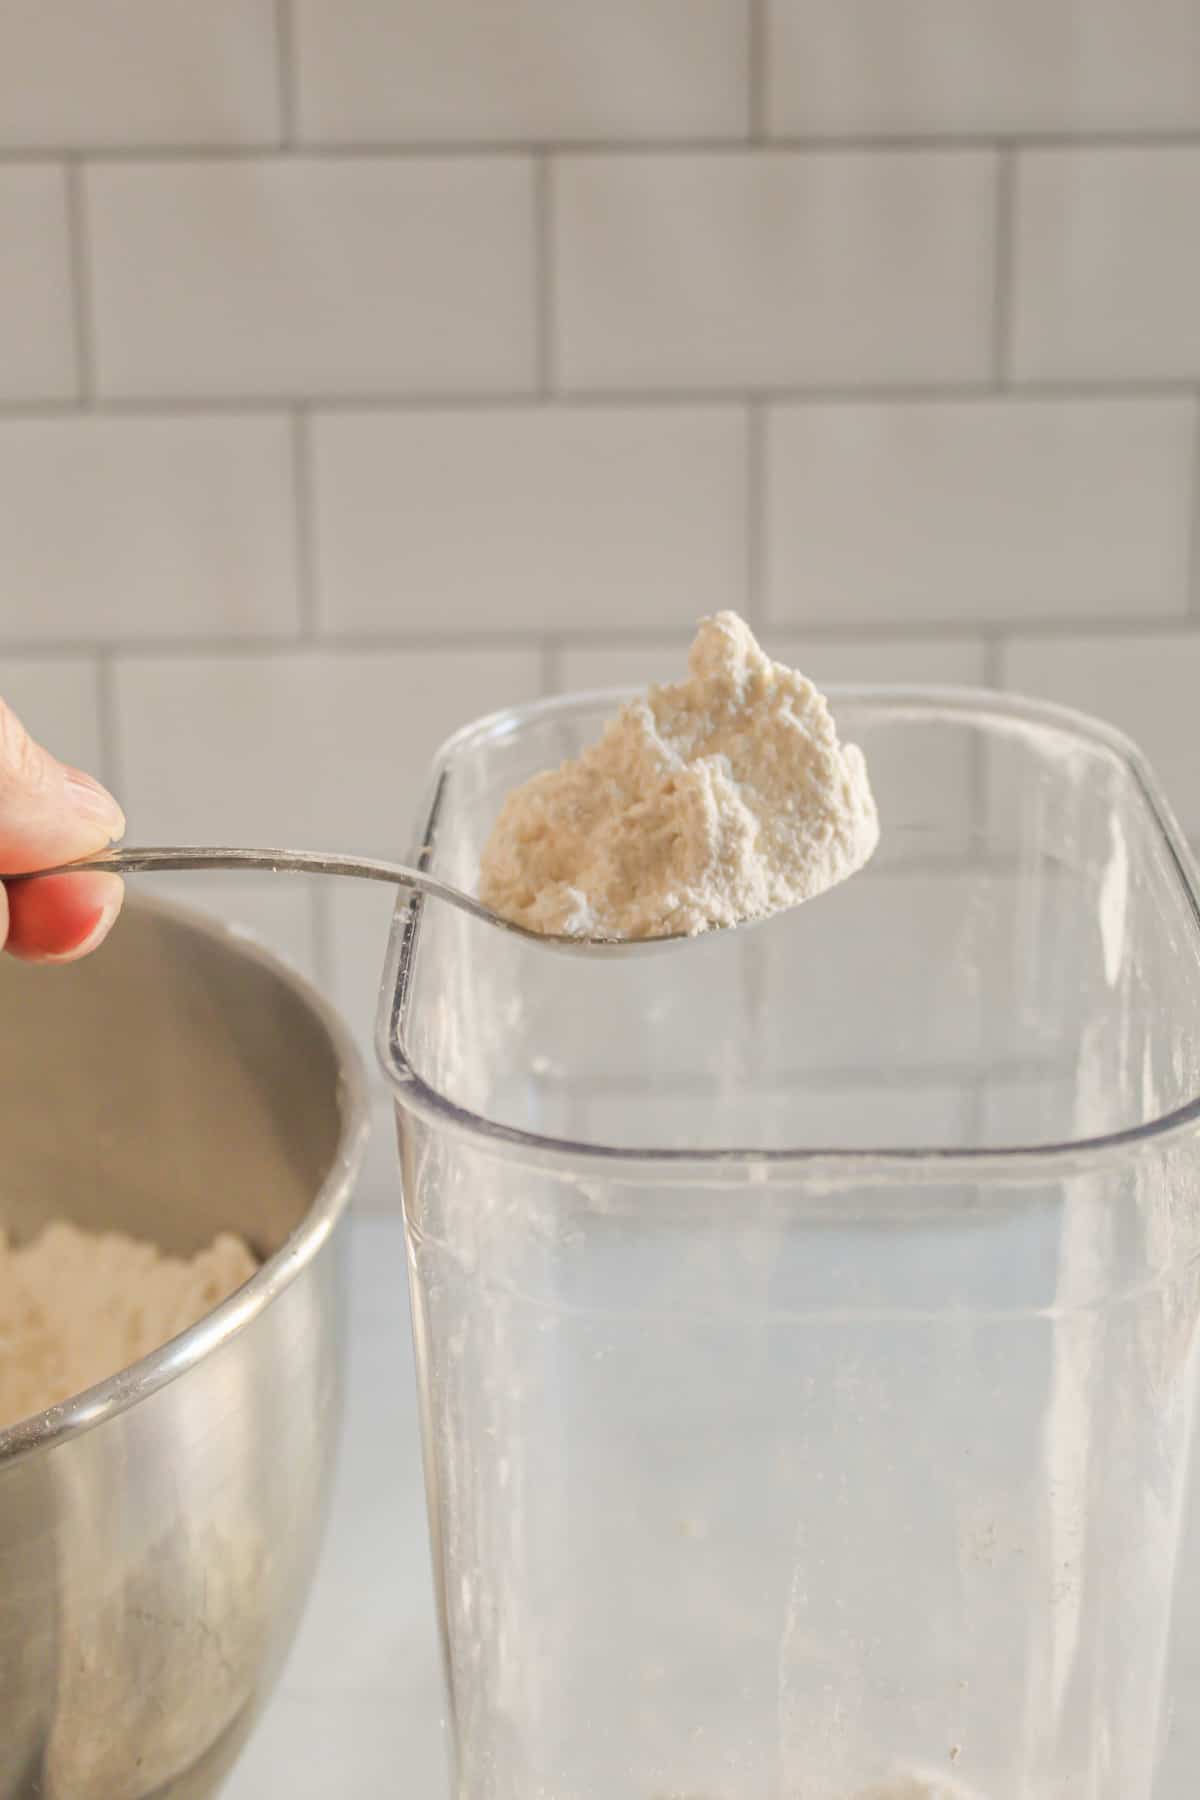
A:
4;871;125;963
0;698;125;871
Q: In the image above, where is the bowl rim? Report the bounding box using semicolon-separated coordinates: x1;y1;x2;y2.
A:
0;890;369;1467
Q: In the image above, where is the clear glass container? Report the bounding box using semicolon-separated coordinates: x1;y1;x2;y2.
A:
379;688;1200;1800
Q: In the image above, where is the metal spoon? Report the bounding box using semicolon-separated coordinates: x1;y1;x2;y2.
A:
10;845;698;955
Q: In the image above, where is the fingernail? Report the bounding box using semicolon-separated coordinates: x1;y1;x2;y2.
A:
64;768;126;837
40;882;125;964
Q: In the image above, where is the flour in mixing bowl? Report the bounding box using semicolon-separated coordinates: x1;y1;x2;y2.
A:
0;1222;258;1428
480;613;879;941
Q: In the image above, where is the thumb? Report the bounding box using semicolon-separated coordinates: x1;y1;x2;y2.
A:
0;697;126;963
0;696;125;870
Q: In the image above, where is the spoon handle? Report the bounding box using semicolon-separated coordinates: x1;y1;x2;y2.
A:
8;844;506;934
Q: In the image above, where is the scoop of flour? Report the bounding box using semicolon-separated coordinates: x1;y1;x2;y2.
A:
479;612;879;940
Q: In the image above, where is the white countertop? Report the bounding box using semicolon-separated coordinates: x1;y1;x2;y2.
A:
226;1218;1200;1799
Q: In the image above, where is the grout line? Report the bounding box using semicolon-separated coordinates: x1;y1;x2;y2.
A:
4;131;1200;162
273;0;297;148
1;392;532;418
533;155;555;395
95;654;121;794
5;616;1200;661
2;380;1199;422
422;379;1197;406
1189;393;1200;616
748;0;767;143
552;381;1002;407
744;401;765;625
992;148;1017;385
291;406;318;636
63;159;96;403
0;399;79;420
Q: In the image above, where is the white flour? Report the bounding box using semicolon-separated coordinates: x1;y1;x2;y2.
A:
0;1221;257;1429
480;612;879;940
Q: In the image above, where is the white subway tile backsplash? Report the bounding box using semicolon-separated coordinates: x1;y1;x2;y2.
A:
558;639;694;692
767;634;987;689
313;407;747;635
765;399;1194;627
552;150;996;391
86;159;537;400
0;658;103;777
1013;148;1200;381
1001;633;1200;837
559;632;987;694
294;0;749;144
0;415;298;642
113;647;542;851
0;0;280;149
767;0;1200;136
0;165;75;401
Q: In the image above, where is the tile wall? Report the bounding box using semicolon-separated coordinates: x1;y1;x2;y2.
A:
3;1;1200;1202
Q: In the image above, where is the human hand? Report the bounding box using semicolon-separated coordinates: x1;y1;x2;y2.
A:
0;696;125;962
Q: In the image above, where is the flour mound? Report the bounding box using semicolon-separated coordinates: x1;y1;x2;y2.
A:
0;1222;258;1430
479;612;879;940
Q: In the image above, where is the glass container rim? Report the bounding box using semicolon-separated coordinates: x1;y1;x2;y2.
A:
378;683;1200;1187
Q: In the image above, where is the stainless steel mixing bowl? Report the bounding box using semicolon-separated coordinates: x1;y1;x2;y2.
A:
0;893;368;1799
